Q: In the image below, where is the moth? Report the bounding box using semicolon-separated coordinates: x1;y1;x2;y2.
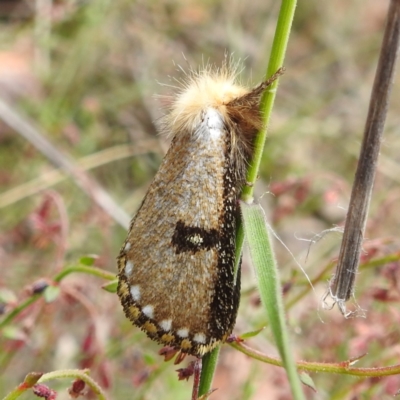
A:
117;64;281;357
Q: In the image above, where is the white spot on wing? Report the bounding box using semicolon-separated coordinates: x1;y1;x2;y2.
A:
124;242;131;252
130;285;140;301
142;305;154;319
193;333;206;344
159;319;172;331
189;234;203;245
125;260;134;276
177;328;189;338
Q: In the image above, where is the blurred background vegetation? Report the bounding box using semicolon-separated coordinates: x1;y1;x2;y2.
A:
1;0;400;399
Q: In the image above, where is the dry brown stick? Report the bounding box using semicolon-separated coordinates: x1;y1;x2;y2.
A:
327;0;400;316
0;97;131;229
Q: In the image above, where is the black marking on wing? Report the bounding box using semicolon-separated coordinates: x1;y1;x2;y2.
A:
171;220;219;254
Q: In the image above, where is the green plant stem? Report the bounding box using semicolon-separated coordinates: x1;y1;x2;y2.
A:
39;369;108;399
231;341;400;378
0;265;115;329
54;265;115;282
241;0;297;203
2;369;109;400
0;295;41;329
198;347;220;397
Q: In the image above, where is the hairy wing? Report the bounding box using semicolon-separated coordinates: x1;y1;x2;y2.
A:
117;109;240;355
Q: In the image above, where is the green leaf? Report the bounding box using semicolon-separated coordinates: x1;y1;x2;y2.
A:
102;279;118;293
79;255;97;266
43;286;60;303
241;201;305;400
240;326;265;339
299;372;316;392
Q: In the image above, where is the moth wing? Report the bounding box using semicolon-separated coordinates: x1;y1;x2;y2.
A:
117;109;240;355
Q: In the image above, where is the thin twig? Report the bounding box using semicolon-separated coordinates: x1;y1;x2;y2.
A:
328;0;400;316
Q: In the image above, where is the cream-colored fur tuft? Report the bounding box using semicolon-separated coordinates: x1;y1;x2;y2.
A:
166;68;250;135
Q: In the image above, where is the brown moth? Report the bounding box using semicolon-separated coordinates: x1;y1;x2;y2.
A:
117;65;281;357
